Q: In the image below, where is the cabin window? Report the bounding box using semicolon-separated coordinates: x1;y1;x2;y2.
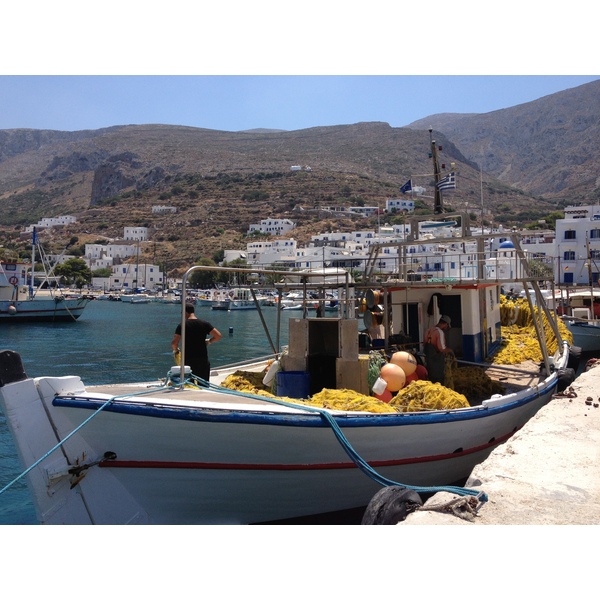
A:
564;230;576;240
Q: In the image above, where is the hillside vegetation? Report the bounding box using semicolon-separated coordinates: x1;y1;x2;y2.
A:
1;79;598;274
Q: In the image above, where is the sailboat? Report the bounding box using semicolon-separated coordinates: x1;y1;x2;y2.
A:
0;229;92;323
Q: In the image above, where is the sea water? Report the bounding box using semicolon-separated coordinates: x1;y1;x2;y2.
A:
0;299;298;524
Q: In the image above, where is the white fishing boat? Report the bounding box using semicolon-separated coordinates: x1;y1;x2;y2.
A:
228;288;259;310
0;220;574;525
0;137;576;524
0;230;92;323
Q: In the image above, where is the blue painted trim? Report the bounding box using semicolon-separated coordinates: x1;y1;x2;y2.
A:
53;379;556;428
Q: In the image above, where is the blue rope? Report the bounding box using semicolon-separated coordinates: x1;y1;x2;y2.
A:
182;373;488;504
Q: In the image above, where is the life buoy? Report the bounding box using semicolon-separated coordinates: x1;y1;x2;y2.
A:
8;276;19;285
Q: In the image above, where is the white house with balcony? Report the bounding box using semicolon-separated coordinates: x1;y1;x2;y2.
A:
386;198;416;213
553;205;600;286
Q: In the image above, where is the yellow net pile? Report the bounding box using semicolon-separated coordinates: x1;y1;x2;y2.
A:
221;370;279;399
495;296;572;365
389;380;469;412
305;389;397;413
452;366;505;400
220;369;469;414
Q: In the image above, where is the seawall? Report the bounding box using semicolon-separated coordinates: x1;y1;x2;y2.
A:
401;360;600;525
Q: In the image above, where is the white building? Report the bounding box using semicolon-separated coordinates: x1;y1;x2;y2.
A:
109;262;164;290
85;242;139;262
248;218;296;236
23;215;77;233
346;206;379;217
223;239;298;267
152;206;177;214
553;205;600;285
386;198;415;213
124;227;149;241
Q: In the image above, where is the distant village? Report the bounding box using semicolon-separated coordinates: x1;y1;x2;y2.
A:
20;198;600;291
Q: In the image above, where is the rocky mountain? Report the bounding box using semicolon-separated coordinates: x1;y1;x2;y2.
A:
407;79;600;200
0;79;598;272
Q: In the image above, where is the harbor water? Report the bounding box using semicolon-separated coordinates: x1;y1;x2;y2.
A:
0;299;299;524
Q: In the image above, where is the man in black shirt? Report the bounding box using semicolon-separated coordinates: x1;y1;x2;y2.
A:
171;303;222;382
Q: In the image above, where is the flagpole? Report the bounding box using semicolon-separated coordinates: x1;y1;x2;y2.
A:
480;161;484;232
429;127;443;214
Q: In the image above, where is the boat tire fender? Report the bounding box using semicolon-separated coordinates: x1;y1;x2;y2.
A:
556;367;576;393
567;345;582;371
0;350;28;387
361;486;423;525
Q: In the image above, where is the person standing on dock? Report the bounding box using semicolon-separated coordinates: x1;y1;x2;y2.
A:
171;303;222;382
423;315;453;385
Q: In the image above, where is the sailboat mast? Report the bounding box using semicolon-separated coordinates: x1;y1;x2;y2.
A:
30;227;37;298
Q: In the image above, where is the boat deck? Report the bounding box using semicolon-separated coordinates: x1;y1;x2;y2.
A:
77;357;545;413
81;380;314;413
483;361;543;393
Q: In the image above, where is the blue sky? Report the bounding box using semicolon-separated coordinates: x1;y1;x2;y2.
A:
1;4;598;132
1;75;597;132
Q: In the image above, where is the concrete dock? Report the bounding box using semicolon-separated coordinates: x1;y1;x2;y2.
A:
401;360;600;526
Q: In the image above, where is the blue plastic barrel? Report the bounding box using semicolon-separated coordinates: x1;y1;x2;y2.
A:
276;371;310;399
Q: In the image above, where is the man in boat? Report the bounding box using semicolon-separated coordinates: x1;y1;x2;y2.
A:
171;303;222;383
423;315;453;385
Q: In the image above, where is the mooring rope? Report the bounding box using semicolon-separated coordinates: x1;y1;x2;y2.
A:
0;384;171;496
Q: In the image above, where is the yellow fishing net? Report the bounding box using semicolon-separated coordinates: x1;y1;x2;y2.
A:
495;296;572;364
389;379;470;412
220;369;472;414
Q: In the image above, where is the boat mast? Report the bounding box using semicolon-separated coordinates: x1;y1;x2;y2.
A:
29;228;37;299
429;128;443;214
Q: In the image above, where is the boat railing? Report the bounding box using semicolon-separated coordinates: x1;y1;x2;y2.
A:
177;265;353;386
361;246;556;288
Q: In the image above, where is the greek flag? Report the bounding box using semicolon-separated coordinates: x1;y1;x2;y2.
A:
32;227;38;244
436;172;456;191
399;179;412;194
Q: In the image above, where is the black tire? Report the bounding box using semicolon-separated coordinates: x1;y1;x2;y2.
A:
0;350;27;387
568;346;582;371
556;367;576;392
361;486;423;525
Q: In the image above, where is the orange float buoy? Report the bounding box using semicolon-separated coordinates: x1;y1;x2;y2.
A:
404;372;419;385
379;363;406;392
374;388;393;403
390;351;417;376
415;364;428;380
